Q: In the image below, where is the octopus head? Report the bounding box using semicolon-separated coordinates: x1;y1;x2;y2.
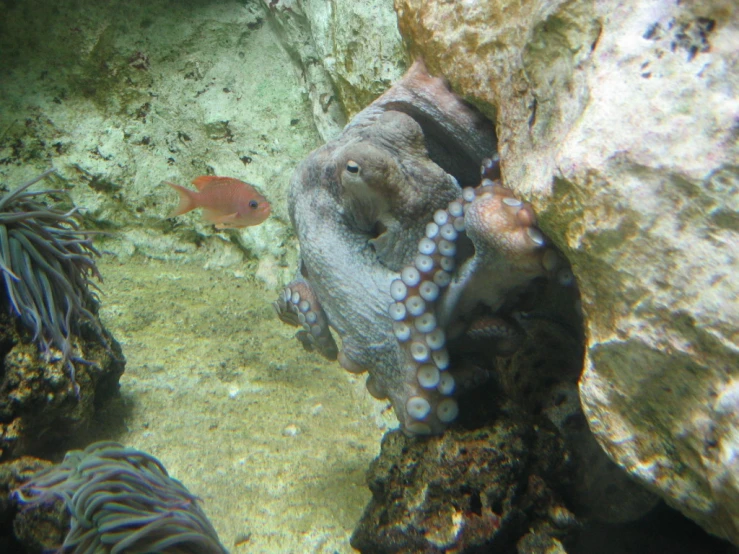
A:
336;142;399;235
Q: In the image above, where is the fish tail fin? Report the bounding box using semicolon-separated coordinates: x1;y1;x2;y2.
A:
166;182;197;217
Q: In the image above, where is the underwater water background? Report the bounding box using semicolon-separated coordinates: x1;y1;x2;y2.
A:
2;0;737;552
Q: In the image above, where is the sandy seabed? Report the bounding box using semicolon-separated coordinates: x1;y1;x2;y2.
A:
93;255;388;553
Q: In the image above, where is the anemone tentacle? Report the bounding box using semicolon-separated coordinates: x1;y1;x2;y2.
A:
14;441;228;554
0;169;107;394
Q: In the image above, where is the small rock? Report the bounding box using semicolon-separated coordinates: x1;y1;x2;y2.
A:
282;423;301;437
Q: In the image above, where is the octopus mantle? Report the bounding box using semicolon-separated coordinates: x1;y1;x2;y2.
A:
275;61;575;436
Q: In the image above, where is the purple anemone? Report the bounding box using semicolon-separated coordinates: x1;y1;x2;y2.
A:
14;441;228;554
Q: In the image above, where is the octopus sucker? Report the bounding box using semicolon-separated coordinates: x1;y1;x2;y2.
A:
419;281;439;302
387;155;561;434
406;396;432;420
438;372;455;395
393;321;412;341
417;364;440;388
437;397;460;422
426;328;445;350
405;422;432;436
273;279;339;361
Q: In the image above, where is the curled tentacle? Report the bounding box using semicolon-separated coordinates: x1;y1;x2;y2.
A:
273;278;338;361
387;155;568;435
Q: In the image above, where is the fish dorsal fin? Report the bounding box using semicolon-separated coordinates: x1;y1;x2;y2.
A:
191;175;221;191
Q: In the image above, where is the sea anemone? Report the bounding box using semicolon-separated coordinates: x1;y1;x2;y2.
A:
0;168;104;392
13;441;229;554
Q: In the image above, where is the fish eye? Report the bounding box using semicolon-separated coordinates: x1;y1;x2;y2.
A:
346;161;360;174
249;200;258;209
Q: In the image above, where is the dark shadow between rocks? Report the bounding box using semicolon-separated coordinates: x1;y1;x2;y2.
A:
571;501;739;554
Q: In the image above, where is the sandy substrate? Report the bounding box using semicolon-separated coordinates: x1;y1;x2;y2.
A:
94;255;389;553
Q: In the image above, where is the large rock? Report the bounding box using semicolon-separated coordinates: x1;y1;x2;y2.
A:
351;406;576;553
395;0;738;545
0;307;124;460
262;0;406;140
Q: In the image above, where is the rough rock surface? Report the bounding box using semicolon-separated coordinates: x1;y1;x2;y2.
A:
395;0;738;544
0;456;56;553
0;0;318;281
495;310;658;525
0;308;124;461
262;0;406;140
351;406;576;553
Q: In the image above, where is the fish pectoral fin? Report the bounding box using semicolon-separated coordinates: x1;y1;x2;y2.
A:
210;212;240;229
201;208;222;223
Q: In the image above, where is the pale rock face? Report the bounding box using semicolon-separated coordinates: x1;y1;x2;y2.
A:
0;0;316;279
262;0;406;140
395;0;738;545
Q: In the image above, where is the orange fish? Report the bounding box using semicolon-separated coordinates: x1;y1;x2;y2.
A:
166;176;271;229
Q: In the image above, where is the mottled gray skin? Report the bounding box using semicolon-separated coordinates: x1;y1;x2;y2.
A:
281;62;495;431
289;109;455;360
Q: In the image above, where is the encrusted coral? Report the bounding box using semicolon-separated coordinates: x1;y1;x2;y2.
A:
13;441;228;554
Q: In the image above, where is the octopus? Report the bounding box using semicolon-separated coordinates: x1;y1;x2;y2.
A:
275;61;577;436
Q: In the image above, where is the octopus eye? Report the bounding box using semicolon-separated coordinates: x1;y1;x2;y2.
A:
346;161;360;174
249;200;258;209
